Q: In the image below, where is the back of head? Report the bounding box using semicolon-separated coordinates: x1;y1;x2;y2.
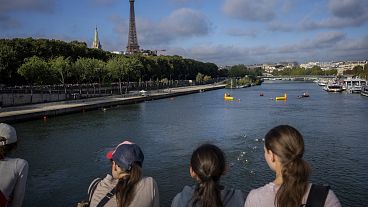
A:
190;144;225;207
106;141;144;207
265;125;311;207
0;123;18;159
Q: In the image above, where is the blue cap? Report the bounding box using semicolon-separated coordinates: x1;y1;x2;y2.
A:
108;141;144;170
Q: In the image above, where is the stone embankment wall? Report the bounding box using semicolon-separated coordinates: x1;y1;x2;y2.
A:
1;94;65;106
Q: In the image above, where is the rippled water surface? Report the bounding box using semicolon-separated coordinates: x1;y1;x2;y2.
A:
12;82;368;207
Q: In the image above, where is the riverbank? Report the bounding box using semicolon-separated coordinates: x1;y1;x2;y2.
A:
0;84;225;123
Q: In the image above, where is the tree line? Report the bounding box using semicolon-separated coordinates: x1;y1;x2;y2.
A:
343;64;368;79
271;66;338;76
0;38;219;91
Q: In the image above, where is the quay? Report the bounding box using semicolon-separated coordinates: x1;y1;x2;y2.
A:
0;84;225;123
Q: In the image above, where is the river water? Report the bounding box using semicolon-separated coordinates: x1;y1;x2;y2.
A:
10;82;368;207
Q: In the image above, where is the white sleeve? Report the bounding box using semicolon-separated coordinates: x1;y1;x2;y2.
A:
10;159;28;207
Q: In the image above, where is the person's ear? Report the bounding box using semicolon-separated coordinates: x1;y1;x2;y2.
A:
112;161;118;171
190;166;197;178
267;150;275;162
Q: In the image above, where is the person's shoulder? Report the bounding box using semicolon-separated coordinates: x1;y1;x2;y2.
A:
3;157;27;163
171;186;194;207
174;186;194;198
16;158;28;166
223;187;245;198
325;189;342;207
245;183;276;205
249;182;275;194
140;176;158;186
3;157;28;169
222;187;246;207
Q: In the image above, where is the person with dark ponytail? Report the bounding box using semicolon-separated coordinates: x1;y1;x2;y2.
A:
245;125;341;207
172;143;245;207
89;141;159;207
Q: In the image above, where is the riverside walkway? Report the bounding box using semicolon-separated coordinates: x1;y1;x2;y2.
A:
0;84;226;123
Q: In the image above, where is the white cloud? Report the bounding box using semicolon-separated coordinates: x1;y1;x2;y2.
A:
167;32;367;65
110;8;211;49
222;0;277;22
161;8;211;36
328;0;366;18
268;21;295;32
300;0;368;30
0;0;55;30
226;28;258;37
0;0;55;13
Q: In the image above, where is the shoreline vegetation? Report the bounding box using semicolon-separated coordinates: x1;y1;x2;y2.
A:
1;38;366;108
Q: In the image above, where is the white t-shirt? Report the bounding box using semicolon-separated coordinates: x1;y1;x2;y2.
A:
0;157;29;207
245;182;341;207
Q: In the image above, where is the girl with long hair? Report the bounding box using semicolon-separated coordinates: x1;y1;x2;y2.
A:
89;141;159;207
172;143;245;207
245;125;341;207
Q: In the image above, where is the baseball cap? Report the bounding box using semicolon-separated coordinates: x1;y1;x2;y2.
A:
106;141;144;170
0;123;17;146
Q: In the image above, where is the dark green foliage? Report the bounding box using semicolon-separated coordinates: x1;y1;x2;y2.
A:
0;38;219;86
17;56;53;85
271;66;337;76
227;64;262;78
344;65;368;79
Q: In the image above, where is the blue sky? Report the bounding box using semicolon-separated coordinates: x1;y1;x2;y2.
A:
1;0;367;65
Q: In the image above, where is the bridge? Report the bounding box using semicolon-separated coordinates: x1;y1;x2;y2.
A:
259;75;337;81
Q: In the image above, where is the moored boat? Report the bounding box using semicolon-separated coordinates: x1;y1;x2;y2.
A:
361;86;368;97
348;85;362;94
324;84;343;92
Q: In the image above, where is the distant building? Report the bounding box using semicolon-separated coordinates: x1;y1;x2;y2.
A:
300;60;367;75
92;26;102;49
337;61;367;75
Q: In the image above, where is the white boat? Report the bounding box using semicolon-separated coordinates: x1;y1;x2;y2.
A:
324;84;343;92
343;77;367;93
318;81;328;86
361;86;368;97
348;85;362;93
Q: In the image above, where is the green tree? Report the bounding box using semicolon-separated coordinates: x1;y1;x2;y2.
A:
203;75;212;82
0;44;17;84
17;56;51;103
196;72;204;83
18;56;51;85
106;56;128;94
49;56;71;93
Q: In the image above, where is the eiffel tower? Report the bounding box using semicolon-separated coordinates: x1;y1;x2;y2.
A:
126;0;140;54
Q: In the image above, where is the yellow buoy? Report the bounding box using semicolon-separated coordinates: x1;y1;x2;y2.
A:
275;93;287;101
224;93;234;101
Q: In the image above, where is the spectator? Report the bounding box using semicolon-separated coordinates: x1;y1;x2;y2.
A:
89;141;159;207
0;123;29;207
172;143;245;207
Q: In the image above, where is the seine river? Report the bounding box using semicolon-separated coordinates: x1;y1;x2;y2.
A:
11;82;368;207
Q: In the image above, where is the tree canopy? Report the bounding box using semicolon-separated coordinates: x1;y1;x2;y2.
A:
0;38;220;86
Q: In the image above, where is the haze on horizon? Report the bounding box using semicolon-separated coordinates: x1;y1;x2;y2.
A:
1;0;367;65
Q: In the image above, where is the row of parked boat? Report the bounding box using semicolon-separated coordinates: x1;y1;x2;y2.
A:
315;77;368;96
